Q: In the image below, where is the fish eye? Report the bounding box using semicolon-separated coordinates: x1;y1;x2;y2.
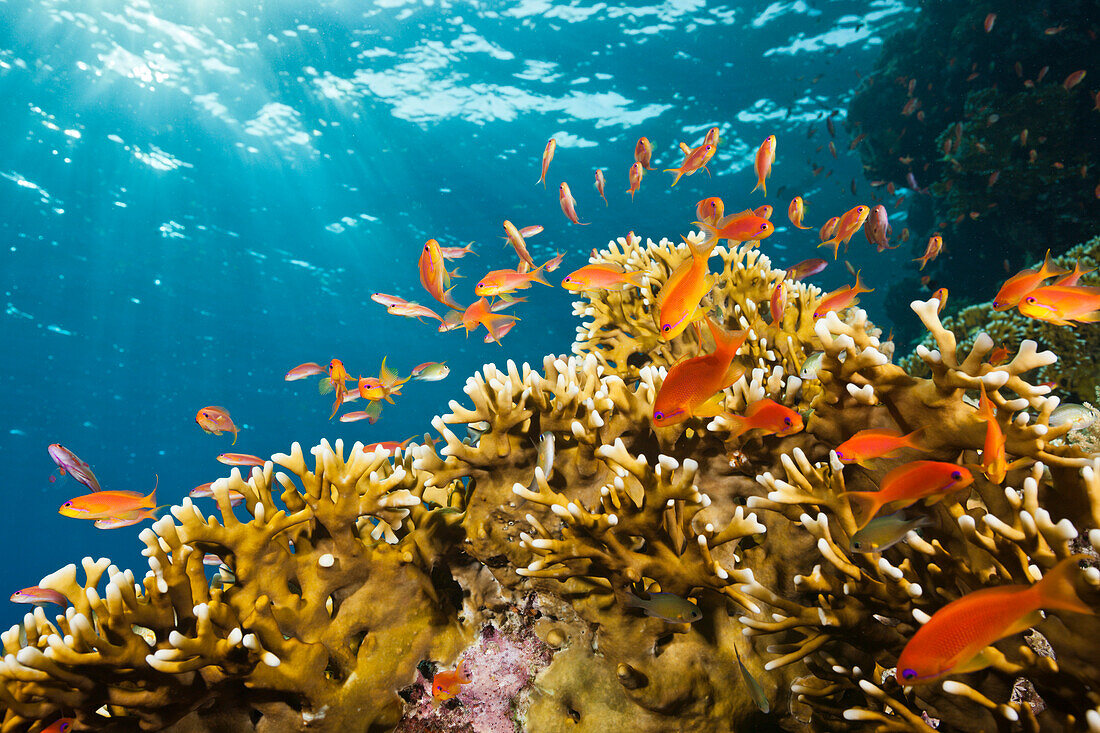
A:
951;470;962;480
662;324;671;332
784;417;792;426
655;411;665;420
63;501;71;507
852;540;861;549
901;668;917;681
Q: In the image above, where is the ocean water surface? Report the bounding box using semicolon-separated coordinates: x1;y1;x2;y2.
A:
0;0;917;625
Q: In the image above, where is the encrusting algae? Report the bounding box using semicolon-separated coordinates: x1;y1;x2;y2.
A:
4;224;1100;731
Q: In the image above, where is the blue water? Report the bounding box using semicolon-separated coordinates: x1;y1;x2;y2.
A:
0;0;915;626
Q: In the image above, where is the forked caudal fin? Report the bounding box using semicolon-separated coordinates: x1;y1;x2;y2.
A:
1033;555;1095;616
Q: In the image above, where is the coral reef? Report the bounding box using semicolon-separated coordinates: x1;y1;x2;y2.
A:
3;232;1100;732
900;236;1100;402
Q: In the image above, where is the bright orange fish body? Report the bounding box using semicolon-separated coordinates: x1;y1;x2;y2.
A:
769;281;786;324
59;482;157;520
1018;284;1100;326
914;235;943;270
503;220;535;269
634;136;654;169
320;358;353;419
357;357;410;403
656;237;717;339
723;398;804;440
788;196;811;229
594;169;608;205
475;265;550;297
819;216;840;242
561;264;646;292
696;211;774;247
462;298;518;345
627;162;643;200
819;205;869;259
217;453;266;467
419;239;463;310
537;137;556;187
977;384;1008;483
834;428;925;467
751;135;776;196
558;182;588;225
195;406;240;445
896;556;1093;685
663;143;715;187
652;318;749;427
812;272;873;319
1052;261;1095;287
696;197;724;225
753;204;773;220
844;461;972;528
432;660;472;704
991;250;1067;310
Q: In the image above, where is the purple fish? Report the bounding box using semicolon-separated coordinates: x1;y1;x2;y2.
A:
785;258;828;281
865;205;894;251
47;444;101;492
905;172;929;195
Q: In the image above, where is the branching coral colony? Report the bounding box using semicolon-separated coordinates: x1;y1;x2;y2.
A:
3;232;1100;733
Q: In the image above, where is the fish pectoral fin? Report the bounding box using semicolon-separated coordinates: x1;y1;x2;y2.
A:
952;644;1011;675
1001;609;1044;639
694;393;726;418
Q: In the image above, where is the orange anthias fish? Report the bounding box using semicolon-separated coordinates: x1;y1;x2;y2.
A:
696;211;774;247
663;143;715;187
627;162;644;200
1018;284;1100;326
217;453;267;467
991;251;1068;310
769;281;786;325
558;182;588;225
696;197;725;225
319;358;353;419
976;384;1008;483
561;263;646;292
189;482;245;506
419;239;463;310
652;318;749;427
788;196;811;229
751;135;777;196
502;220;536;269
843;461;973;529
41;719;75;733
59;479;158;520
462;297;518;345
656;236;717;339
537;137;556;187
914;235;943;271
474;264;551;297
635;136;655;169
834;428;925;467
819;205;870;259
723;398;804;440
785;258;827;281
284;362;326;381
357;357;411;403
896;555;1093;685
594;169;608;205
432;659;472;704
812;272;873;319
819;216;840;243
753;204;773;220
195;406;241;445
1052;261;1095;287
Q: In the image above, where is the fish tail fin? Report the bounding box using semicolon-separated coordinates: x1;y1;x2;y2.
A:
903;427;927;451
664;168;684;187
705;316;749;360
146;474;159;509
1038;249;1071;278
625;270;647;288
484;314;517;345
686;230;719;260
751;179;761;195
442;286;463;311
231;427;239;447
531;265;551;288
838;490;882;530
722;413;753;440
378;356;399;386
1034;555;1094;615
853;270;874;294
817;238;840;260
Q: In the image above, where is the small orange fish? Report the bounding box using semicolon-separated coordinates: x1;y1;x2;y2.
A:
217;453;266;467
753;204;773;220
1052;261;1095;286
41;719;74;733
357;357;410;404
696;196;725;225
703;126;720;147
59;478;158;520
663;143;715;187
544;251;566;272
896;555;1093;685
834;428;925;467
976;384;1007;484
723;398;804;440
751;135;777;196
284;362;325;381
195;406;241;445
843;461;973;529
432;659;472;704
502;220;535;270
819;216;840;242
95;510;161;530
812;271;873;319
992;251;1068;310
558;182;588;225
475;265;551;297
983;13;995;32
1063;70;1086;90
696;210;774;246
653;318;748;427
594;169;608;205
537;137;556;187
634;136;655;169
627;162;644;200
362;438;414;454
656;237;717;339
561;263;646;292
1018;284;1100;326
788;196;812;229
989;345;1009;365
785;258;827;281
419;239;463;310
462;298;518;345
914;235;943;271
769;281;786;325
189;482;245;506
819;205;870;259
319;359;353;419
932;287;948;313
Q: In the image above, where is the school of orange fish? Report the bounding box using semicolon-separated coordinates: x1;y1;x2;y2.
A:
21;122;1100;707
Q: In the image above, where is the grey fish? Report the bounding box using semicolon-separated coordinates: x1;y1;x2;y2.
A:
799;352;824;380
850;513;932;553
1050;403;1097;431
734;644;770;713
466;420;490;447
623;588;702;623
519;431;555;504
